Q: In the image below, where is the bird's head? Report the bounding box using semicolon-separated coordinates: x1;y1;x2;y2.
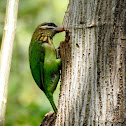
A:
32;22;64;43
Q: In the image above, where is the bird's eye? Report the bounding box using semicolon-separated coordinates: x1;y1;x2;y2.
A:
48;27;54;29
44;23;57;27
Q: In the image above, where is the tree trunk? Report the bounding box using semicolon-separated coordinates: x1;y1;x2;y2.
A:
55;0;126;125
0;0;19;125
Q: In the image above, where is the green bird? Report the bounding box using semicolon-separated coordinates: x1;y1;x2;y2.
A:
29;22;64;114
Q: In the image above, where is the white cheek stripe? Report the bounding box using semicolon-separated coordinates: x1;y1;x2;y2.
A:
40;26;55;29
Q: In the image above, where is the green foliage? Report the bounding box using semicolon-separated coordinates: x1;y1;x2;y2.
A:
0;0;68;125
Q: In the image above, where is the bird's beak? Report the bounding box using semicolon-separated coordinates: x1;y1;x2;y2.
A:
55;27;64;33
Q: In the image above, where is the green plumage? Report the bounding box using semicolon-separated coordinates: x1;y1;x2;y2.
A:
29;23;64;113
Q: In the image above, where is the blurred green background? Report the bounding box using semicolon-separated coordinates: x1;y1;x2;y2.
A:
0;0;68;125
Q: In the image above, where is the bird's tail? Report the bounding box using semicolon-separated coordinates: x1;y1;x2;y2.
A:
45;92;57;114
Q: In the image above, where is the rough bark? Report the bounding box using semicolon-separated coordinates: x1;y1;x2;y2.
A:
39;112;56;126
55;0;126;125
0;0;19;125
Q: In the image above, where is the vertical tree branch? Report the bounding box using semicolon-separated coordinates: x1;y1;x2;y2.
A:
0;0;19;125
55;0;126;125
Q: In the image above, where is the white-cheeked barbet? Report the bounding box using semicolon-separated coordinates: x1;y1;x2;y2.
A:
29;22;64;113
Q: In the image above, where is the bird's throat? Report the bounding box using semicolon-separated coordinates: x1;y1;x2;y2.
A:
40;36;54;47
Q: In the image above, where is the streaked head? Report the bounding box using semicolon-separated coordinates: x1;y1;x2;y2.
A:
33;22;64;40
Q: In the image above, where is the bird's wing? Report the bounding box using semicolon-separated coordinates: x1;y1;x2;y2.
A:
40;43;45;90
29;41;44;90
